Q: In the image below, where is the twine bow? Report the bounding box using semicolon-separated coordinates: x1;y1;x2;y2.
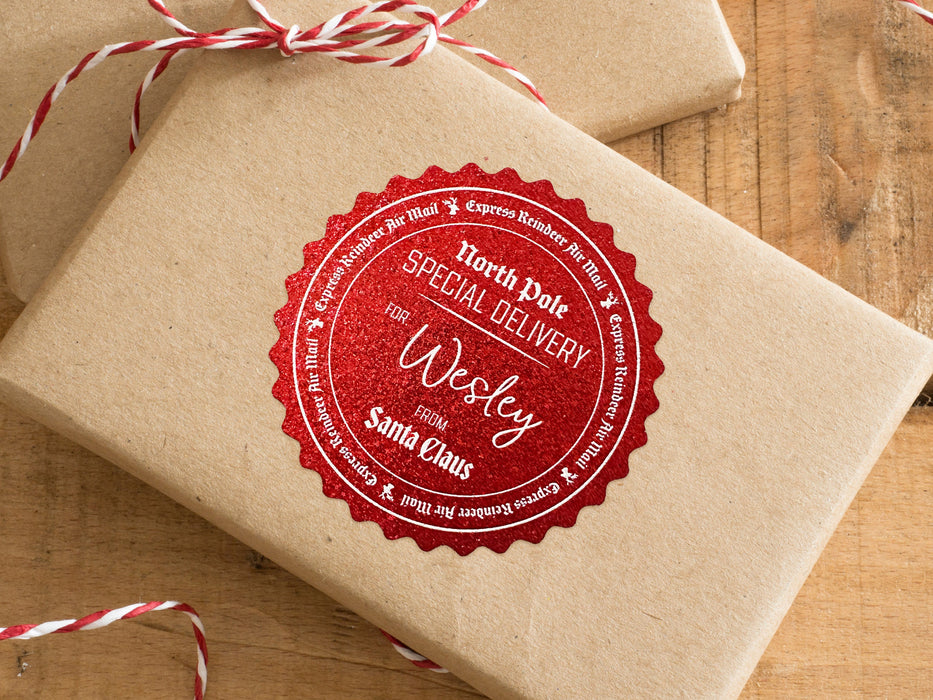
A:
0;0;546;183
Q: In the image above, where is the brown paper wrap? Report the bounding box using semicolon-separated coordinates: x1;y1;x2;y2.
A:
0;0;743;303
0;1;924;697
0;0;228;302
433;0;744;141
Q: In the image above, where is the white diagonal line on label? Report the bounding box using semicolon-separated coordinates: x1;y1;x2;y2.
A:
418;293;550;370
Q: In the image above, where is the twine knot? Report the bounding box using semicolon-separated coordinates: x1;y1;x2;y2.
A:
1;0;547;184
278;24;302;57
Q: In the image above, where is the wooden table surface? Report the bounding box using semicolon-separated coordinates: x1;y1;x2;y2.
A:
1;1;932;697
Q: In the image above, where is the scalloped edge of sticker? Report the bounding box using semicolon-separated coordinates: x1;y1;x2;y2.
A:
270;163;664;555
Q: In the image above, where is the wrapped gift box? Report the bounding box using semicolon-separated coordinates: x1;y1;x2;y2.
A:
0;1;927;697
0;0;743;302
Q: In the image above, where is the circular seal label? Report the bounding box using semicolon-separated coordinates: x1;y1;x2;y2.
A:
271;164;663;554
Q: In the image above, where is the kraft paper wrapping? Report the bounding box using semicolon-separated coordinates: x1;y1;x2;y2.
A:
0;0;744;303
0;0;228;303
0;1;925;698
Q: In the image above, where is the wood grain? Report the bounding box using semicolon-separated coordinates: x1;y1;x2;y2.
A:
614;0;933;393
1;0;931;697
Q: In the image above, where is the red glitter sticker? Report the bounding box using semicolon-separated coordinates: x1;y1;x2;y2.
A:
271;164;663;554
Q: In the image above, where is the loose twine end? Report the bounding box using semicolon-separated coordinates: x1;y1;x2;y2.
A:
0;602;208;700
1;600;446;697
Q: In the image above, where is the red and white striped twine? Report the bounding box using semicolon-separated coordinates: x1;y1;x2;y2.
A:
897;0;933;24
1;601;446;695
0;601;208;699
0;0;545;184
381;630;448;672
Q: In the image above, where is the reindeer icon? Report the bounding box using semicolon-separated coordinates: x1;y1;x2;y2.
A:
600;292;620;310
442;197;459;216
560;467;577;484
380;483;395;501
